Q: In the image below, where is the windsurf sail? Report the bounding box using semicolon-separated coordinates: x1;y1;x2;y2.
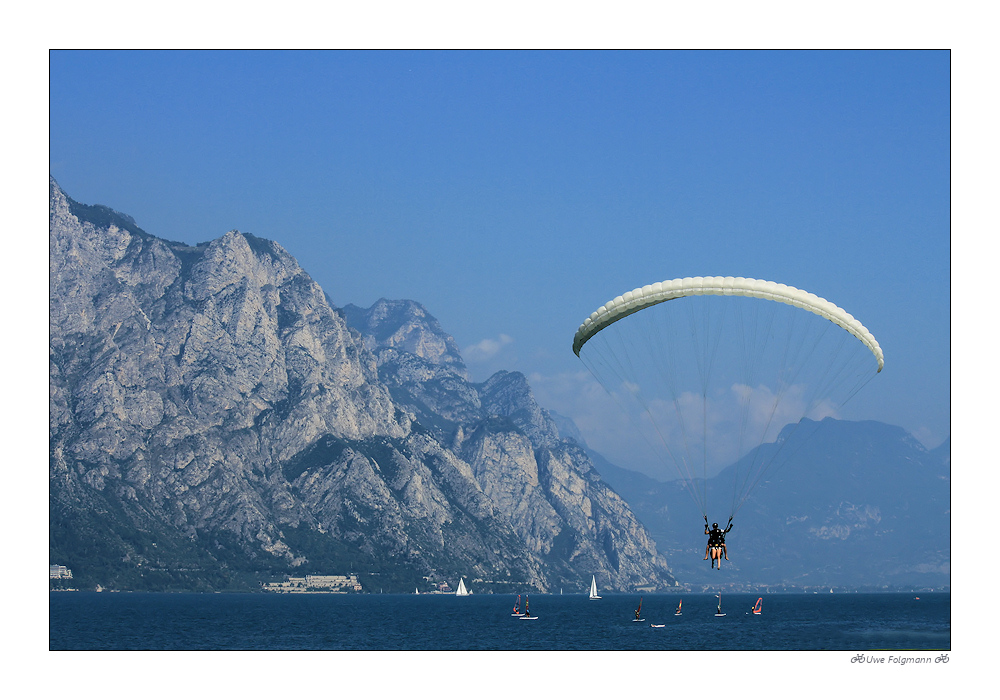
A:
519;595;538;620
752;597;762;615
635;598;643;620
675;599;682;615
512;595;521;615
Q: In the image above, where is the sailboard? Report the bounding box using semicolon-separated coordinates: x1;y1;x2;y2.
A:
715;593;726;617
633;597;645;622
589;575;601;600
519;596;538;620
751;597;762;615
511;594;522;616
650;623;666;628
675;599;682;616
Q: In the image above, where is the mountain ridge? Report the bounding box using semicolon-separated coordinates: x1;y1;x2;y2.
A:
591;417;950;589
49;177;676;593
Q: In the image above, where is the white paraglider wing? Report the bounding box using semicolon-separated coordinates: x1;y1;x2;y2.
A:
573;276;883;372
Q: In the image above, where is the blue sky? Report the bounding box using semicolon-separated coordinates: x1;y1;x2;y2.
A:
49;49;951;475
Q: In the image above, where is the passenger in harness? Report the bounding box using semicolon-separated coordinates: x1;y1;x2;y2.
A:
703;516;733;569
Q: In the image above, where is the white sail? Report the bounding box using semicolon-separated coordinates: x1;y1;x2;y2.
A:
589;575;601;599
456;577;470;596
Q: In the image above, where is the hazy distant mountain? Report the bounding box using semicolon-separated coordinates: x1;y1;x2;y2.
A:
49;177;676;593
930;436;950;468
593;418;950;589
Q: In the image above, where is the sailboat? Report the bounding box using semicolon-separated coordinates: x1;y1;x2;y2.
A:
456;578;470;596
519;595;538;620
674;599;683;616
750;597;762;615
633;597;645;622
715;593;726;617
588;575;601;600
511;594;522;616
414;586;419;595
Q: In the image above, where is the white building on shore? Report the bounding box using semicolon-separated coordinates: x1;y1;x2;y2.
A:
262;574;362;593
50;565;73;579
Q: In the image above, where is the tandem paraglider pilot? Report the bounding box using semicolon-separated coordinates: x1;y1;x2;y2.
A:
703;516;733;569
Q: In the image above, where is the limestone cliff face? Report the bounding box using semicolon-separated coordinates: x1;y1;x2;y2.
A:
50;177;409;565
342;299;469;380
347;303;674;591
49;178;675;592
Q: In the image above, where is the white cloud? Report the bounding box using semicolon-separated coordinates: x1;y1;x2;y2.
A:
529;370;845;482
463;333;514;362
529;369;665;477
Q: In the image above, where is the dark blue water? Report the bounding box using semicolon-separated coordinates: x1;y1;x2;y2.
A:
49;591;949;651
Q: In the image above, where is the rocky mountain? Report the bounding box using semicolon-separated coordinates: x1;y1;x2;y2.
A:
49;178;677;593
345;299;671;589
593;418;950;590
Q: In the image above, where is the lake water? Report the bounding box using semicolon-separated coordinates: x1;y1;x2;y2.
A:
50;591;949;651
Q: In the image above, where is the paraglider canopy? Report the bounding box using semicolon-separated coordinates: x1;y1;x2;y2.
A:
574;276;882;371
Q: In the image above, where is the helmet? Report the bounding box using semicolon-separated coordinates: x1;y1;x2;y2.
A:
712;523;719;528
